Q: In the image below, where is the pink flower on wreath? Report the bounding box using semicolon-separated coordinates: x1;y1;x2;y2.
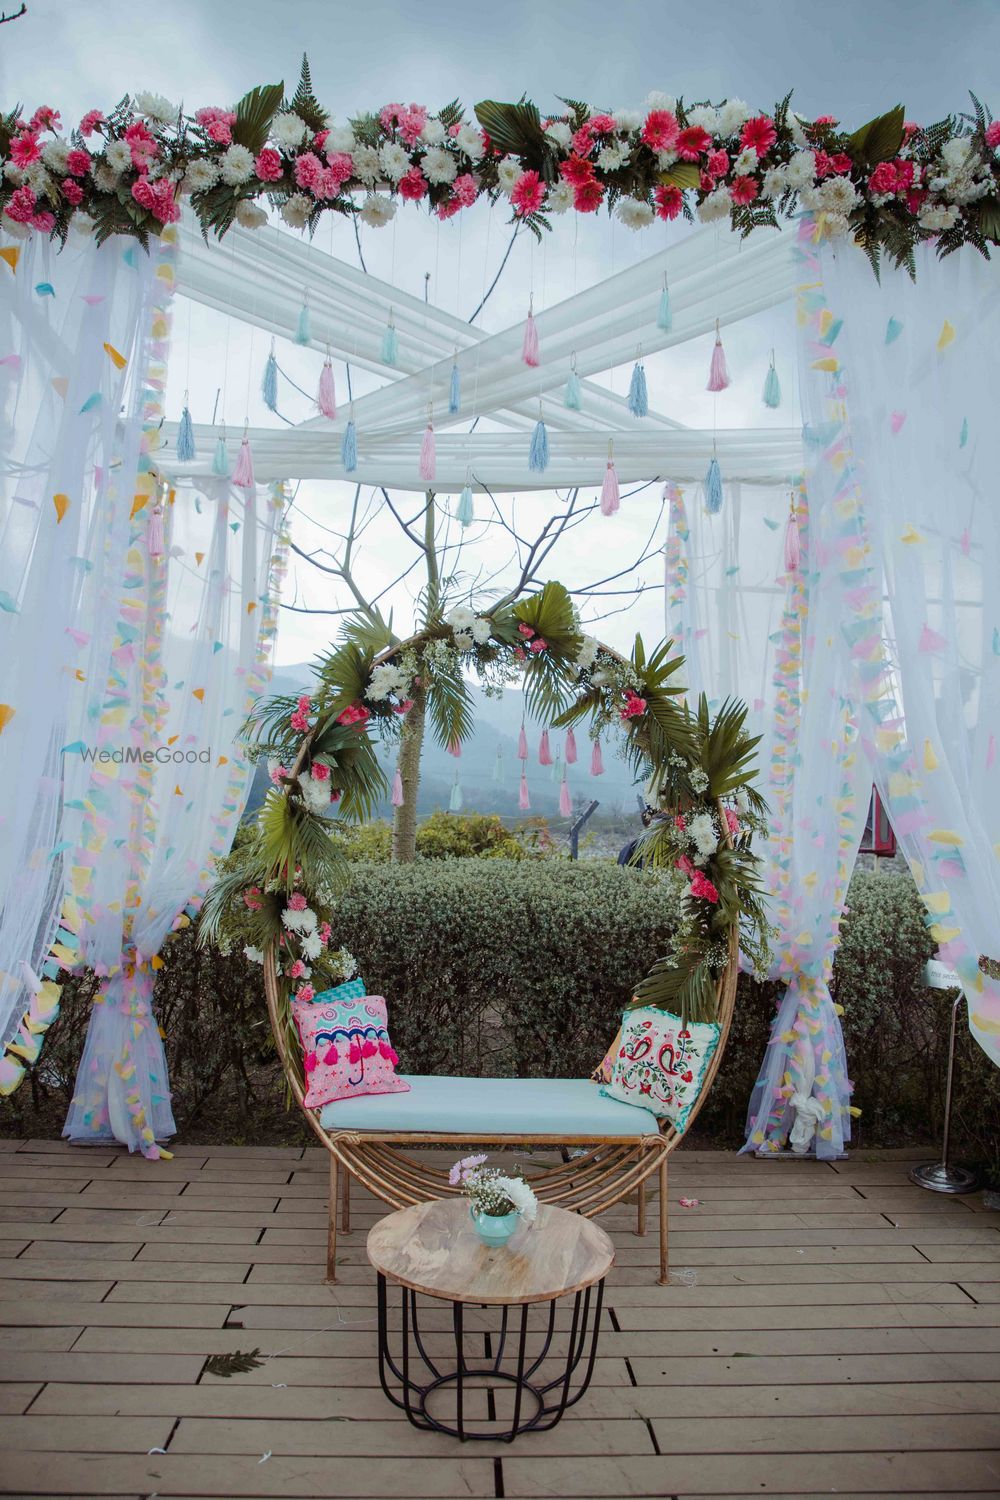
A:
452;172;478;207
689;870;720;904
529;637;548;653
296;983;315;1003
559;154;595;187
288;892;308;912
739;116;777;155
66;148;91;177
124;120;158;168
517;622;535;638
269;763;289;786
318;921;332;944
288;959;306;980
398;166;428;201
243;886;263;911
676;125;712;160
654;183;683;220
812;150;834;180
436;199;461;221
314;129;330;151
588;113;617;134
290;695;312;733
294;151;323;191
511;169;545;217
724;807;741;837
674;815;686;832
28;106;60;133
676;854;695;877
574;178;605;213
398;104;428;146
195;107;236;145
706;149;729;178
337;702;371;727
4;187;36;224
986;121;1000;149
311;762;330;782
379;103;404;130
571;122;596;157
730;175;759;206
324;152;354;190
868;161;897;195
255;147;283;182
394;698;414;715
79;110;105;137
902;121;921;143
829;152;853;174
641;109;679;153
10;132;41;168
893;158;915;191
513;646;526;662
61;178;84;206
30;209;55;231
620;689;647;721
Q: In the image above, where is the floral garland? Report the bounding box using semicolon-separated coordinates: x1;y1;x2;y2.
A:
1;64;997;271
201;580;770;1040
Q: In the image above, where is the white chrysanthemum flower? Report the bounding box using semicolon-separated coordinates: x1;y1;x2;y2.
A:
576;636;599;671
184;158;219;193
105;139;133;174
496;1173;538;1222
544;120;573;149
784;150;817;189
614;109;643;133
447;604;476;633
351;144;380;183
733;146;758;175
422;145;457;185
645;91;677;112
761;165;788;200
918;201;960;230
236;200;268;228
452;630;474;652
358;192;396;227
697;185;732;222
789;113;810;148
2;161;23;184
326;126;356;154
271;112;307;149
69;211;95;237
941;137;975;172
41;139;70;174
597;142;629;171
471;616;492;646
298;906;318;933
689;812;718;855
379;141;410;182
91;162;118;192
22;162;51;193
798;185;822;213
717;99;752;137
420;117;447;145
496;155;521;194
820;211;851;239
616;195;654;230
282;907;305;933
135;90;177;125
456;122;485;161
220;144;255;184
687;104;720;134
819;176;859;214
656;149;678;169
243;945;264;965
281;192;313;228
546;180;573;214
300;931;323;960
366;663;408;701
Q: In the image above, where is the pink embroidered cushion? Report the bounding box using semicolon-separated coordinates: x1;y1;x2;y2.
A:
291;993;409;1111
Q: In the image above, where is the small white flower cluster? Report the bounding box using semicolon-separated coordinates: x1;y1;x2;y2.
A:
689;767;710;795
576;635;599;673
445;605;492;652
462;1163;538;1223
366;662;411;702
282;902;318;934
688;811;719;863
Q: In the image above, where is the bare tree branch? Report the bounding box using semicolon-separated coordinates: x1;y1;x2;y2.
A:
467;227;520;323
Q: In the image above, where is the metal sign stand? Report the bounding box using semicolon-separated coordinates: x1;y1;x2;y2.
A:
910;964;979;1195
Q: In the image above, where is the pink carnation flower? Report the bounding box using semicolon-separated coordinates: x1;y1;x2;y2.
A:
4;186;36;224
620;690;647;721
288;892;308;912
255;147;283;182
394;698;414;714
287;959;306;980
10;132;41;168
739;116;777;155
318;922;332;944
296;984;315;1003
690;870;720;904
986;121;1000;149
311;762;330;781
398;104;428;146
269;763;289;786
571;123;595;157
706;149;729;178
324;151;354;190
676;854;695;877
452;172;478;207
66;148;91;177
529;637;548;653
294;152;323;191
641;110;679;153
813;115;839;128
79;110;105;137
517;622;535;637
588;113;617;134
337;702;371;727
61;178;84;206
868;161;897;195
724;808;741;837
511;169;545;217
28;107;60;133
30;211;55;233
398;166;428;201
243;886;263;911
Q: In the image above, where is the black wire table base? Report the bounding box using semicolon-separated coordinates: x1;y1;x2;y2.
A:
376;1273;606;1441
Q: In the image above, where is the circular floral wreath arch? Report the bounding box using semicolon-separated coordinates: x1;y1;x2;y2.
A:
201;579;770;1084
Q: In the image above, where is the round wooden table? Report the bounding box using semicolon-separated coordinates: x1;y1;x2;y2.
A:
367;1198;615;1442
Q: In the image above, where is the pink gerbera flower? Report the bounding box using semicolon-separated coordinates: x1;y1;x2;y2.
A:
676;125;712;160
729;175;759;206
739;116;777;156
641;110;679;153
573;178;604;213
511;169;545;217
654;183;683;220
10;132;41;168
559;154;595;187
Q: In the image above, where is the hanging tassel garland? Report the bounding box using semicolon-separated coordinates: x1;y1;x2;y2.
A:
529;415;549;473
538;729;552;767
341;419;357;473
382;316;399;365
783;498;801;573
295;296;310;346
627;359;648;418
317;359;336;419
707;321;730;392
517;723;528;761
232;433;255;489
262;344;278;412
177;397;196;461
448;361;460;414
391;769;404;808
419;420;436;483
212;432;230;477
565;728;577;765
657;279;672;332
705;456;723;515
564;362;583;411
518;770;530;811
762;355;781;409
590;738;604;777
559;773;572;818
147;502;165;558
449;774;463;813
456;485;475;527
522;304;539;367
600;445;620;518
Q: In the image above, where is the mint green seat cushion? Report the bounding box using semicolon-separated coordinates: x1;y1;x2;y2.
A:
319;1075;660;1136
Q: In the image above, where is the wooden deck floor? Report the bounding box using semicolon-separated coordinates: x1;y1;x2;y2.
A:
0;1138;998;1498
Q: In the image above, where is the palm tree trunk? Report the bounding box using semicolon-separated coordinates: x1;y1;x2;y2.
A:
391;686;426;863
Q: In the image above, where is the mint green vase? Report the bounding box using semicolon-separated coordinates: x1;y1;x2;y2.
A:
470;1206;520;1246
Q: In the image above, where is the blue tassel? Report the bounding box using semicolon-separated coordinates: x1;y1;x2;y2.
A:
456;485;475;527
212;434;230;477
295;301;310;346
564;368;582;411
705;456;723;515
341;419;357;473
177;402;196;462
762;361;781;409
529;417;549;473
448;361;460;415
262;345;278;412
627;362;648;418
382;321;399;365
657;284;672;331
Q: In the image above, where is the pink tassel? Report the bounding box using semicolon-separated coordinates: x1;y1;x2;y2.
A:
522;306;539;367
559;775;572;818
147;502;165;558
447;736;462;758
538;729;552;766
232;434;255;489
517;723;528;761
519;770;530;811
317;359;336;419
391;769;404;807
419;420;436;482
783;501;801;573
564;728;577;765
707;321;730;392
590;737;604;776
600;453;620;518
323;1045;339;1065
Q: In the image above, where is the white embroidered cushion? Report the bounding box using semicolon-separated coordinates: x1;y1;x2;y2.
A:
600;1006;720;1130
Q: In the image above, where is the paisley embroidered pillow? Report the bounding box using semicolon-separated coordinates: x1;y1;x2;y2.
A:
601;1007;719;1131
291;994;409;1111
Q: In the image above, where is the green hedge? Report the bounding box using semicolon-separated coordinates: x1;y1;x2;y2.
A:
5;863;999;1176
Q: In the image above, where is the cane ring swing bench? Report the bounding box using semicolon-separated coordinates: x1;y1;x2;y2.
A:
264;923;738;1286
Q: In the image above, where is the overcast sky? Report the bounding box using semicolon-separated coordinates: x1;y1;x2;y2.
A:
6;0;998;664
